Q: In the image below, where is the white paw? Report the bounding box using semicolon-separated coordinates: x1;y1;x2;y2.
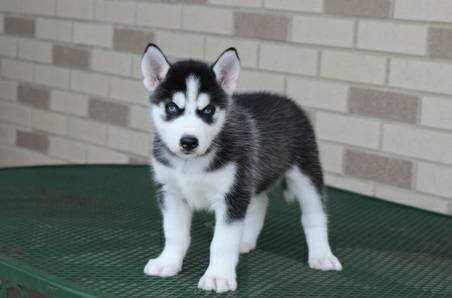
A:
239;241;256;254
143;257;181;277
309;253;343;271
198;267;237;293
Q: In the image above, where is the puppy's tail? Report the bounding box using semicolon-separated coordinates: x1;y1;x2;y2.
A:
282;178;296;203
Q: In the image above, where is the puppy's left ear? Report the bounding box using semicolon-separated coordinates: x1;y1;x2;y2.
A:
211;47;240;95
141;44;170;92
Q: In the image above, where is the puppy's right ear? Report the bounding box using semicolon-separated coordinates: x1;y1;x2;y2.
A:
141;44;170;92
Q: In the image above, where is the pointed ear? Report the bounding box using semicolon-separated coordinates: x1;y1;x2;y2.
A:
141;44;170;92
211;47;240;95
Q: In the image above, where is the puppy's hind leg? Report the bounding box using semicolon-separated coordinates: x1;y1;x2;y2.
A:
240;193;269;254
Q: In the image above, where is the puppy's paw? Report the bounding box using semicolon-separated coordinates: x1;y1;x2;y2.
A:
143;257;181;277
239;241;256;254
198;267;237;293
309;253;342;271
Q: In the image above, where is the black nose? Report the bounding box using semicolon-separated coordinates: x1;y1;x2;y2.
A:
180;136;198;151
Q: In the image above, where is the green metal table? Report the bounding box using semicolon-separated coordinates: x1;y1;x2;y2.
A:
0;165;451;297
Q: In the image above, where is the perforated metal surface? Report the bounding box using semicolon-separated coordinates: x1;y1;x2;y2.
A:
1;165;451;297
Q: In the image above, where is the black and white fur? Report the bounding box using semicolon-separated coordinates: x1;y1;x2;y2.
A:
141;44;342;293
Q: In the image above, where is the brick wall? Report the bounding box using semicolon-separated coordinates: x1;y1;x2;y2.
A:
0;0;451;215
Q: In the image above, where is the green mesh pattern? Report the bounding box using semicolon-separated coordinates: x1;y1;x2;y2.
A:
0;165;451;297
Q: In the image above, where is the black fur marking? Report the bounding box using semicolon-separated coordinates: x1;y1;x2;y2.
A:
155;182;165;209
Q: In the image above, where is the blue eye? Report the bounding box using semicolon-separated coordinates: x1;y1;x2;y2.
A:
166;103;179;114
202;105;215;116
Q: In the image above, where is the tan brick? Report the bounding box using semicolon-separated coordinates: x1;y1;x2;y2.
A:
85;145;128;163
286;77;348;112
91;49;131;76
428;27;452;59
16;130;49;153
417;162;452;198
358;21;427;55
325;0;391;18
157;31;204;59
4;16;35;37
205;37;258;68
68;117;107;145
70;70;109;96
0;101;31;126
395;0;452;23
264;0;321;12
0;79;18;101
259;43;317;75
383;123;452;165
52;45;90;69
0;123;16;145
421;96;452;131
0;14;4;32
57;0;93;20
95;0;135;25
389;58;452;95
18;38;52;63
113;28;154;54
108;127;149;156
325;173;374;196
22;0;56;16
18;83;50;109
0;0;21;13
109;77;148;104
50;90;88;116
183;6;233;35
321;51;386;85
73;22;112;47
319;141;344;174
131;55;142;79
349;87;419;123
88;98;129;126
0;145;63;167
0;36;17;57
128;155;148;164
30;109;67;135
1;59;34;82
34;64;70;88
210;0;262;8
49;136;86;162
234;12;288;41
238;70;284;93
130;105;152;132
292;15;354;48
316;112;381;149
36;18;72;42
136;2;181;29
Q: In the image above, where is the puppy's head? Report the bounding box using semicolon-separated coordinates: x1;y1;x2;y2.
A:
141;44;240;159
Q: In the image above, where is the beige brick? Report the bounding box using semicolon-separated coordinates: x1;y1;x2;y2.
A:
95;0;135;25
325;0;391;18
92;49;131;76
286;77;348;112
389;58;452;95
321;51;386;85
0;14;4;32
57;0;93;20
18;38;52;63
52;45;91;70
136;3;181;29
18;83;50;109
109;77;148;104
22;0;56;16
88;98;129;126
157;31;204;59
16;130;49;153
30;109;67;135
417;162;452;198
50;90;88;116
259;43;317;76
1;59;34;82
130;105;152;132
428;27;452;59
383;123;452;165
325;173;374;196
319;141;344;174
49;136;86;162
0;145;62;167
0;79;18;101
292;15;354;48
131;55;142;79
358;21;427;55
375;186;451;216
36;18;72;42
0;0;21;13
68;117;107;145
73;22;112;47
71;70;109;96
205;37;258;68
113;28;154;54
85;145;128;163
4;16;35;37
128;155;148;164
0;101;31;126
234;12;288;41
34;64;70;88
108;127;149;156
0;36;17;57
264;0;321;12
421;96;452;131
395;0;452;23
349;87;419;123
238;70;284;93
316;112;381;149
0;123;16;145
183;6;233;35
210;0;262;8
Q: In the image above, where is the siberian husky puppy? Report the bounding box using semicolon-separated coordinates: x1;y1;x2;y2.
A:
141;44;342;293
